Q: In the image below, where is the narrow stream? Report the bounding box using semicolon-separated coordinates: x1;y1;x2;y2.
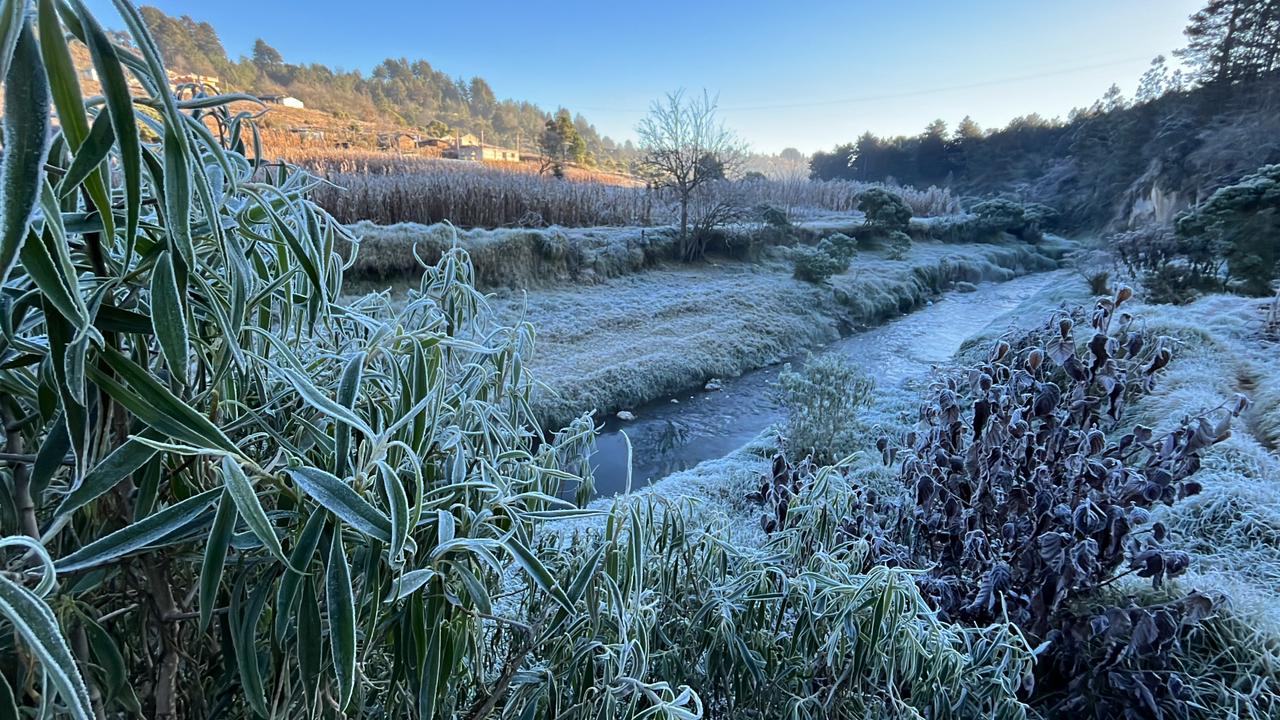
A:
586;270;1069;496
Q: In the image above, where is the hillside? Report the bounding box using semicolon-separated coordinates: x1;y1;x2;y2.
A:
130;5;637;170
810;2;1280;232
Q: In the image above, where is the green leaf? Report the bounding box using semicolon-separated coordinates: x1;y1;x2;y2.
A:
200;489;236;631
274;362;376;440
220;456;289;565
55;432;160;519
379;463;410;567
0;575;95;720
298;577;323;692
36;0;113;242
72;0;141;267
327;531;357;711
230;571;273;719
161;123;195;266
384;568;437;603
20;226;90;332
274;508;326;641
502;534;575;614
334;352;365;479
54;488;220;573
0;671;17;720
287;466;391;542
56;110;114;197
0;20;49;286
150;250;190;385
31;416;70;501
0;0;26;83
82;616;142;714
90;345;238;453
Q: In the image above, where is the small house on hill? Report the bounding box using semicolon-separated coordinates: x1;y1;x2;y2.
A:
259;94;305;109
456;143;521;162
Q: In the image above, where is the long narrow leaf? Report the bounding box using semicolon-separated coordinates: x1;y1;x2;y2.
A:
0;20;49;285
54;488;220;573
287;466;390;542
0;576;94;720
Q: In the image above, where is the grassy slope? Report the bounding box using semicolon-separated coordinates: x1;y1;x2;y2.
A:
495;239;1063;428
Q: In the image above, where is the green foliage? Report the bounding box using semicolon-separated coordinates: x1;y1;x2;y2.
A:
792;234;857;283
858;187;912;231
539;108;588;171
884;230;912;260
971;198;1046;242
775;355;873;463
1175;163;1280;296
0;6;1045;719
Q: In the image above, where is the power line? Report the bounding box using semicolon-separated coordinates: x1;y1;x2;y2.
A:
571;54;1153;115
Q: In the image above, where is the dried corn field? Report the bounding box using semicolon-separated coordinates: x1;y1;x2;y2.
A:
276;148;960;228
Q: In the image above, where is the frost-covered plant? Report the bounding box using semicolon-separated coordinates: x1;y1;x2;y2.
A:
792;246;846;283
884;230;912;260
756;203;791;228
775;355;874;462
858;188;913;231
1113;224;1223;304
1175;163;1280;296
861;288;1246;718
971;198;1046;242
822;231;858;262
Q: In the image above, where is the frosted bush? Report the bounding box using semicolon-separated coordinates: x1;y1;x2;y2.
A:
776;354;874;462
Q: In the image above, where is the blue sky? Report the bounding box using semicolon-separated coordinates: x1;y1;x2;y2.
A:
87;0;1204;153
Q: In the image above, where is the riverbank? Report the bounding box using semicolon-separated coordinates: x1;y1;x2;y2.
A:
600;280;1280;634
497;238;1065;429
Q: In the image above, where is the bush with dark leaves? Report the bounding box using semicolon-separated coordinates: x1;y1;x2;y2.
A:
865;287;1247;718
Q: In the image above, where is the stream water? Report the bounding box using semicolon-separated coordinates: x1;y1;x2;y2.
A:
586;270;1069;496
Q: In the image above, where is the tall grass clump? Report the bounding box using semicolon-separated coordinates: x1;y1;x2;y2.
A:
0;3;1046;718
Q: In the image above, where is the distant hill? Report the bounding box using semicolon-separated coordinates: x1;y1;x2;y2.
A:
133;6;637;170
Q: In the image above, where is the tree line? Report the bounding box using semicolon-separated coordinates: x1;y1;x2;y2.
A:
809;0;1280;230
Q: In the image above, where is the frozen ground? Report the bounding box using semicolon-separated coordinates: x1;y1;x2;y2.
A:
491;238;1063;428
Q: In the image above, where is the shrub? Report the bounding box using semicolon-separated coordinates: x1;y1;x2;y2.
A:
885;230;912;260
792;245;848;282
757;203;791;228
1113;224;1223;304
856;289;1246;717
793;232;858;282
971;198;1046;242
775;355;874;462
1085;269;1112;296
858;188;913;231
822;231;858;262
1175;164;1280;296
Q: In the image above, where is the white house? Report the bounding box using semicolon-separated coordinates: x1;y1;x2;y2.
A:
260;94;305;110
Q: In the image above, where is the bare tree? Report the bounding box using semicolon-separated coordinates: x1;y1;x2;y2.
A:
637;90;747;259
